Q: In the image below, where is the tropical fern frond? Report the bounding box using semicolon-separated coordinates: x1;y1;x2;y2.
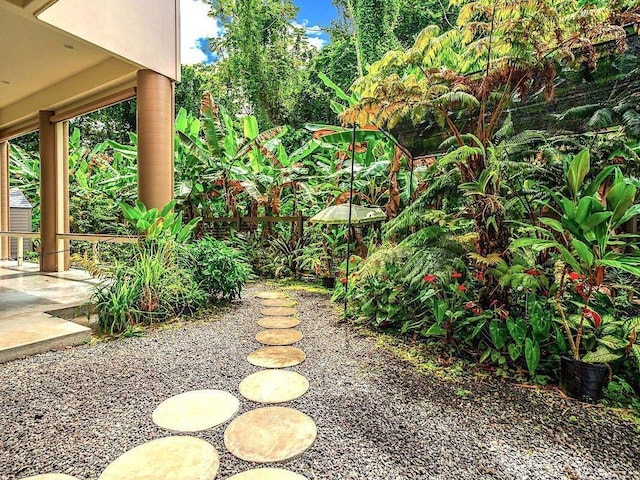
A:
587;108;614;130
468;252;503;265
622;110;640;139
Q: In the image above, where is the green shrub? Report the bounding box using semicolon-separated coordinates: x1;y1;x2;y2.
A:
187;236;251;300
93;239;207;335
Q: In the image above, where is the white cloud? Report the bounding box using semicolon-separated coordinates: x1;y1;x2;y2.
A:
293;20;328;50
180;0;219;64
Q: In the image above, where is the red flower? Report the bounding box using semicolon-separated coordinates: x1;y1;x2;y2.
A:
349;257;357;263
423;274;437;283
472;307;484;315
476;271;485;281
499;309;509;320
489;299;499;308
457;284;467;292
568;271;581;281
584;308;602;329
451;271;463;279
340;277;347;284
464;301;476;310
525;269;541;276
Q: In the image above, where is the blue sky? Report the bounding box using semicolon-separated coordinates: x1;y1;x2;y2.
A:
296;0;337;26
294;0;337;48
180;0;338;64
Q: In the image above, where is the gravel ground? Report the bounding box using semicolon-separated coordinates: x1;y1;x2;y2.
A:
1;281;639;480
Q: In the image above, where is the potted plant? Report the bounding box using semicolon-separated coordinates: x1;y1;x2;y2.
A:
512;149;640;400
301;226;347;287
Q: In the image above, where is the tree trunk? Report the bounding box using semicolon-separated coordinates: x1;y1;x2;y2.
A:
474;196;510;308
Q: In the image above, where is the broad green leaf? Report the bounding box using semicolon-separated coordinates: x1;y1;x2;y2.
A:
480;348;492;363
599;259;640;278
583;211;612;230
425;324;447;336
582;347;622;363
318;72;354;104
584;165;615;196
524;338;541;373
510;238;559;251
538;217;564;233
508;343;522;361
506;317;526;345
574;197;592;224
243;116;259;140
607;181;636;224
558;246;581;273
567;149;590;200
616;204;640;228
597;335;627;350
489;320;507;350
571;238;594;267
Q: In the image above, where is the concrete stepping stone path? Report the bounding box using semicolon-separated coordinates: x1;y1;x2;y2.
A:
227;468;308;479
224;407;317;463
256;291;286;300
239;369;309;403
152;389;239;432
261;307;298;317
258;316;301;329
21;476;81;480
247;346;306;368
261;298;297;307
98;436;220;480
255;329;303;345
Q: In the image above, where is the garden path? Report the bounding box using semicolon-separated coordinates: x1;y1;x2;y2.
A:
0;282;639;479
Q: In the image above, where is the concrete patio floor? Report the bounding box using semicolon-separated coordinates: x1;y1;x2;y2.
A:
0;261;95;363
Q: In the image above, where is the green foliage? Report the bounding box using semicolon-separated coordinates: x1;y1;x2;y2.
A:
206;0;314;127
511;149;640;362
186;237;251;300
92;239;207;335
121;200;200;243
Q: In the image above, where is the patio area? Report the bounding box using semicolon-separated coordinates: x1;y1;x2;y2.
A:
0;261;94;363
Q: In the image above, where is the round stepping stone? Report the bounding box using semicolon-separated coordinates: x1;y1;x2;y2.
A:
247;346;306;368
261;299;296;307
261;307;297;317
239;369;309;403
152;389;239;432
256;329;303;346
227;468;308;480
258;317;300;329
99;436;219;480
224;407;317;463
22;476;80;480
256;291;285;299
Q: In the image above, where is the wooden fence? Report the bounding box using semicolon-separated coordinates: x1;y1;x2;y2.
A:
202;212;306;238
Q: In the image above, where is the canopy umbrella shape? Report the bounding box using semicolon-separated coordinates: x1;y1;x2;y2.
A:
310;204;386;225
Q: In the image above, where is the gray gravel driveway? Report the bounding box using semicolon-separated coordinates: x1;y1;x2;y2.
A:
1;282;639;480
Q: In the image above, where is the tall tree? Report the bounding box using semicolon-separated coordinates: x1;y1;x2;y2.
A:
343;0;639;306
206;0;313;127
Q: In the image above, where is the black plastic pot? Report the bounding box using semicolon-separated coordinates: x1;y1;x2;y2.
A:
321;276;336;289
559;355;608;402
